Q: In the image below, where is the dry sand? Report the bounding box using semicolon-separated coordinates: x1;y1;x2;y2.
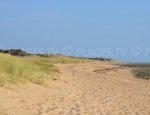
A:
0;61;150;115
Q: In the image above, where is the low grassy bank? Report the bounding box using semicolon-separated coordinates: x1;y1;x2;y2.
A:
120;63;150;80
133;68;150;80
0;54;81;86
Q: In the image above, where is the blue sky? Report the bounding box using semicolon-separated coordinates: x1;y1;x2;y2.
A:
0;0;150;62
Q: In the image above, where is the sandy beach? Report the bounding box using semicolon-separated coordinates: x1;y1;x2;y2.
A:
0;61;150;115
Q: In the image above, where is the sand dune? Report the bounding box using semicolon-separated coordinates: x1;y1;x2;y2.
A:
0;61;150;115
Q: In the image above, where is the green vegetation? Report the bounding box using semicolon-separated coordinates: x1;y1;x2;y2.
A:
0;49;30;56
133;68;150;80
87;58;113;61
0;54;54;86
0;53;81;87
121;63;150;80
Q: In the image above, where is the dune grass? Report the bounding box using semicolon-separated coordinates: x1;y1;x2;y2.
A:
0;54;81;86
0;54;56;86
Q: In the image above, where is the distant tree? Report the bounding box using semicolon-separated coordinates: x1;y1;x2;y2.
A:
0;49;4;53
0;49;30;56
